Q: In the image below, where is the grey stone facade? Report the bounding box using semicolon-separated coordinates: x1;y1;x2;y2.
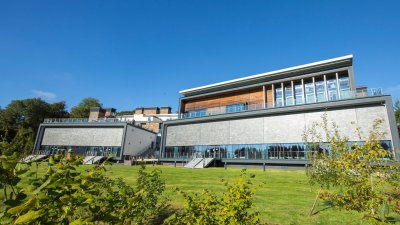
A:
165;104;394;146
42;127;124;146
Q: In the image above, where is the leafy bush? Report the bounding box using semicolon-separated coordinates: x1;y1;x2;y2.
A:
304;114;400;222
0;153;29;203
0;155;166;224
165;170;262;225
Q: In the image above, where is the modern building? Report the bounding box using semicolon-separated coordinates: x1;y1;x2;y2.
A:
33;119;157;162
160;55;400;166
32;106;178;163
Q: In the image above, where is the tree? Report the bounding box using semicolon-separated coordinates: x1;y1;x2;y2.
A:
394;100;400;131
305;114;400;222
70;97;102;118
49;101;70;118
0;98;69;156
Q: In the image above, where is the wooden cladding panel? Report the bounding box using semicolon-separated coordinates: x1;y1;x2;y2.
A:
266;85;273;105
182;87;264;112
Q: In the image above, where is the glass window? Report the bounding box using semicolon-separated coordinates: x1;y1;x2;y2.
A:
187;109;207;118
275;87;283;107
285;85;294;106
226;103;247;113
339;76;350;99
304;82;315;103
294;83;303;105
327;78;338;101
315;80;326;102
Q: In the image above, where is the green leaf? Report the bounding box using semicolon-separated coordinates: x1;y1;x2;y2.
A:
7;198;36;215
70;218;84;225
14;210;43;224
33;178;51;195
378;202;389;219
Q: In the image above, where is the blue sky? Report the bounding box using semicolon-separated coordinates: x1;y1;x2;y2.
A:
1;1;400;112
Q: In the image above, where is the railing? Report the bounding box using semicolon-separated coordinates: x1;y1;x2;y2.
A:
43;118;125;123
180;87;384;119
182;102;273;119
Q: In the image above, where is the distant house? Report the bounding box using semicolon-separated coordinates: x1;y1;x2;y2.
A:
160;55;400;167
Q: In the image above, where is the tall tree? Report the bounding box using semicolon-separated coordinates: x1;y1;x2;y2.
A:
0;98;69;156
70;97;102;118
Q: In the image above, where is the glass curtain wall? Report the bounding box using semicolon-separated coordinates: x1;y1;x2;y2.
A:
163;141;392;160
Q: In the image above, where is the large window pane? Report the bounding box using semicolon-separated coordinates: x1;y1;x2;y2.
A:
315;80;326;102
339;76;350;99
327;78;338;101
285;85;294;106
305;82;315;103
275;87;283;107
294;83;303;105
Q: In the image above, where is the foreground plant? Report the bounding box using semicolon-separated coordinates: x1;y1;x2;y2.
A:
165;170;262;225
0;153;29;203
0;155;166;224
305;114;400;223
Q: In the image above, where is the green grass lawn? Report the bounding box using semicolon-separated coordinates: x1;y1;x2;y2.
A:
1;163;398;224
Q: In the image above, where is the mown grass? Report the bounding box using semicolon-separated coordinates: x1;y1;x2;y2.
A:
2;163;399;224
103;165;364;225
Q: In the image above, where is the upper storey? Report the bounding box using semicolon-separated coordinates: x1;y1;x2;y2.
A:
179;55;384;119
180;55;354;97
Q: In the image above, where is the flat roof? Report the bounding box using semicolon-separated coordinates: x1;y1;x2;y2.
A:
180;55;353;95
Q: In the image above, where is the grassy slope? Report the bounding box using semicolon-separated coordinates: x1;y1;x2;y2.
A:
103;164;364;225
0;163;389;225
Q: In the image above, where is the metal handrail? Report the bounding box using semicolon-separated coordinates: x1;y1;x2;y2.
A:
43;118;125;123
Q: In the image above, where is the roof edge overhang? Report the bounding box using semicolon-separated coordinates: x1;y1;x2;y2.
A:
179;55;353;96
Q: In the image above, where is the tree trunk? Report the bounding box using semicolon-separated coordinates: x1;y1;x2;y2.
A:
370;173;375;215
309;188;321;216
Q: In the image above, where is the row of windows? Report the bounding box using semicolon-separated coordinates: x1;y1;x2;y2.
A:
163;141;392;160
40;145;122;158
182;75;351;118
275;76;350;107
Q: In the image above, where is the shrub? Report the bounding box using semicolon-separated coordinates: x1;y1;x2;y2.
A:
0;155;166;224
165;170;261;225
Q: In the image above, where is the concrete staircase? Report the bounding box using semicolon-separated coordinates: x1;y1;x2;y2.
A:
83;156;105;164
184;158;203;168
184;157;215;169
83;156;96;164
21;154;49;163
194;158;215;168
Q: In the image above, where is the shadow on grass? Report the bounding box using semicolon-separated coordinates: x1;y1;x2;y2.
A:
149;205;178;225
311;206;333;216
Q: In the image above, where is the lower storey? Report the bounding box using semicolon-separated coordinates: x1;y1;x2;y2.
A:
162;140;392;162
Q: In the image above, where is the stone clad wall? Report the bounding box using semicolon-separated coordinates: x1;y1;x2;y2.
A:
41;127;124;146
165;105;392;146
